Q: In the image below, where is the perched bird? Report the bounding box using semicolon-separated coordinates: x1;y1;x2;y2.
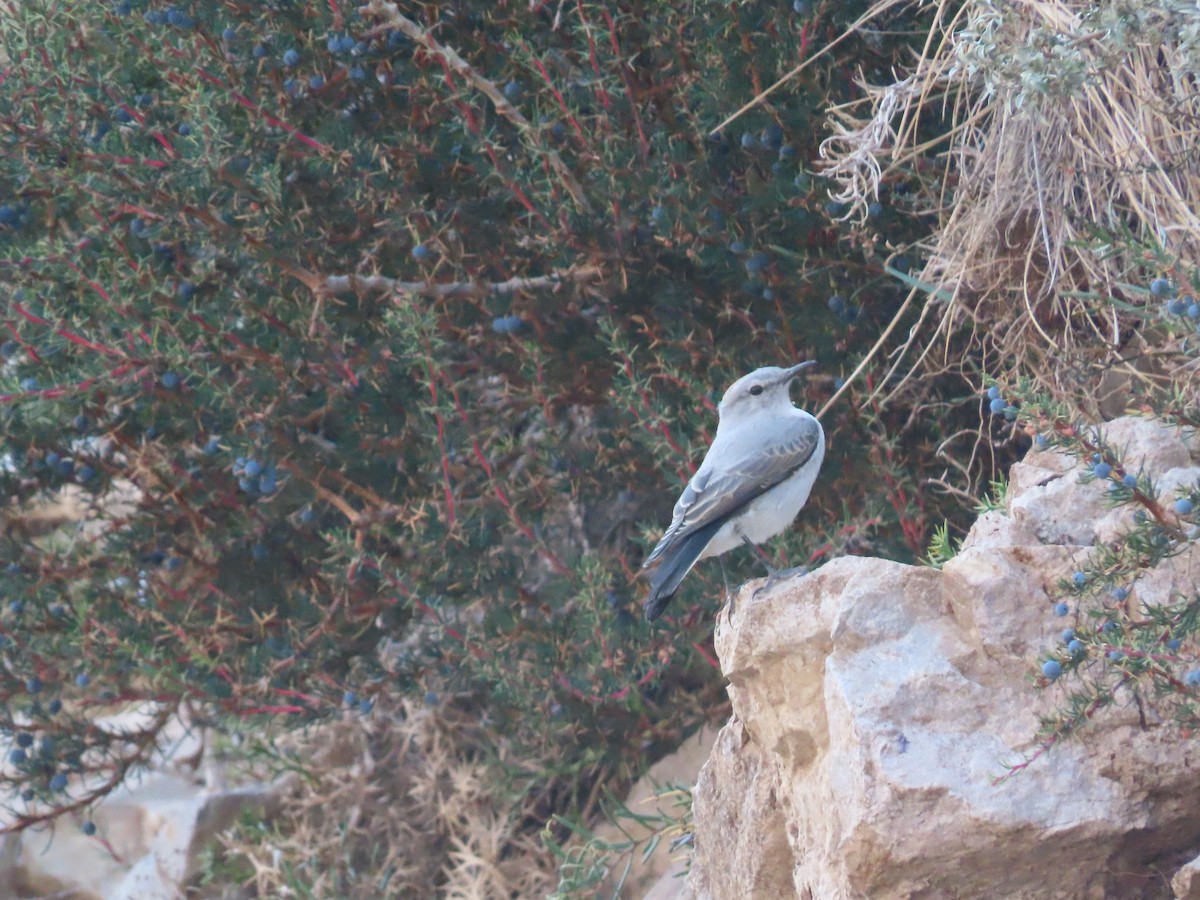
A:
641;362;825;621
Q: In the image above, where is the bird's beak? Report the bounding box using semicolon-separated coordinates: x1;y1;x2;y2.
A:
783;360;816;380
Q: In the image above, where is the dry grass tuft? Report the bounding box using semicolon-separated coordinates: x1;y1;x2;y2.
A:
210;700;556;898
820;0;1200;413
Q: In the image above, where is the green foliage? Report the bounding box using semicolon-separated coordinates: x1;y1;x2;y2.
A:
976;478;1008;513
923;521;958;569
988;237;1200;771
545;783;693;899
0;0;946;882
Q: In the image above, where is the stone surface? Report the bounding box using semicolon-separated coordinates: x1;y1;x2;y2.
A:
1174;853;1200;900
688;416;1200;900
0;710;283;899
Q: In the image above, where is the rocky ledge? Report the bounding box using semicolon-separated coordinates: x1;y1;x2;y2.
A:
688;416;1200;899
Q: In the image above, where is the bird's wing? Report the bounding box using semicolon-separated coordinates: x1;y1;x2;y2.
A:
642;416;821;570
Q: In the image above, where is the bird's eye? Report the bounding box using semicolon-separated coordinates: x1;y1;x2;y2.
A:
749;385;763;396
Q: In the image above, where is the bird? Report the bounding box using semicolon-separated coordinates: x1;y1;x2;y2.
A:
641;362;825;621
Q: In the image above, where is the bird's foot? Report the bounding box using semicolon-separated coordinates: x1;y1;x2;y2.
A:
751;564;809;599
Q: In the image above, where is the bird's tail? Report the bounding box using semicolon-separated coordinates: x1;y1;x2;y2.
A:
643;518;724;622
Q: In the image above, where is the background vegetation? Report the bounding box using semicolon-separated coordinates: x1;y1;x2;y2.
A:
5;0;1198;895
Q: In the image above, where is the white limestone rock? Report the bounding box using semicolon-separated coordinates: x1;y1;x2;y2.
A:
689;416;1200;899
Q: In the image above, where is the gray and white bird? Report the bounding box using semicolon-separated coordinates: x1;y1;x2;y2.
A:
641;362;825;621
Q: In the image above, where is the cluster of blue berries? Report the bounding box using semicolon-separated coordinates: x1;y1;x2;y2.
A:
1153;277;1200;319
233;457;279;495
827;294;861;324
142;6;194;28
984;384;1017;420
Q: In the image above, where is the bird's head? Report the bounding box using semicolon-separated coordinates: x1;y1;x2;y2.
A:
718;361;816;421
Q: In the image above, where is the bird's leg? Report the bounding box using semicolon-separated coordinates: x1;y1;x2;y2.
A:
719;556;735;626
741;535;780;578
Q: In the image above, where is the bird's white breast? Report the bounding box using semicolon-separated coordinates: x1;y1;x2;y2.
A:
699;427;825;560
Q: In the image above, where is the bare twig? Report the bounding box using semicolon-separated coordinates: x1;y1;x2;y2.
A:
323;265;605;300
361;1;594;214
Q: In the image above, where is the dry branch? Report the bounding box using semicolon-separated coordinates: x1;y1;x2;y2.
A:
361;0;594;215
324;265;605;299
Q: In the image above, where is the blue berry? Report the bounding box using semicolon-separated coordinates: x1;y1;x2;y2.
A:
986;385;1001;400
25;677;42;694
15;733;32;748
115;108;133;124
492;315;525;335
203;437;221;455
1167;298;1187;315
745;252;771;274
740;132;759;150
1175;497;1194;515
222;27;237;41
1042;660;1063;681
243;459;263;478
867;201;883;218
827;295;846;314
358;697;374;714
1167;639;1182;651
309;75;325;90
238;477;256;494
503;80;522;102
258;471;277;494
989;397;1007;415
9;748;26;764
1054;602;1070;617
77;466;96;482
349;66;366;81
284;49;301;67
1093;462;1111;479
1072;571;1086;587
47;699;61;714
411;243;433;262
161;371;181;390
19;377;38;391
178;282;196;300
0;204;19;226
1068;639;1085;655
1185;670;1200;687
82;821;96;836
1110;586;1129;600
1151;277;1173;297
253;44;268;59
49;773;67;791
1188;304;1200;320
299;507;316;523
251;543;268;562
1061;628;1075;641
1122;473;1137;488
1108;650;1124;661
1102;621;1120;634
343;690;357;707
423;691;439;705
9;600;23;614
74;673;90;688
